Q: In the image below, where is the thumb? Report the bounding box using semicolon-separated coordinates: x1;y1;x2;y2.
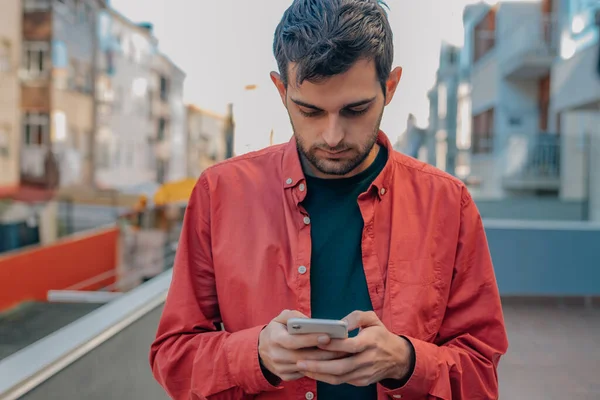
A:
343;311;381;331
273;309;308;324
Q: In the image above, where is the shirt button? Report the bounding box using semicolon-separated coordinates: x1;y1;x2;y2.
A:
380;188;386;195
298;265;307;274
305;392;314;400
392;395;402;399
285;178;293;185
303;216;311;225
299;183;306;192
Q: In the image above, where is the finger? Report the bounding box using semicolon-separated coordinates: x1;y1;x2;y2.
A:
278;332;331;350
296;348;348;362
343;310;381;331
297;355;361;376
317;337;366;354
273;309;308;324
279;373;305;382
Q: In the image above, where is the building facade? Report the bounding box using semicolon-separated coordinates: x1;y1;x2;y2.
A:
20;0;106;189
150;53;186;184
551;0;600;220
463;0;561;199
94;9;158;189
186;105;226;178
0;0;22;192
425;42;462;176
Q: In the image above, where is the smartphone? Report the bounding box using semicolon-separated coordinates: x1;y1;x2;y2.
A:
287;318;348;339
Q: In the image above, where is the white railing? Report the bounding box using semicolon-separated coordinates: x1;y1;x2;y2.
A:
504;133;560;181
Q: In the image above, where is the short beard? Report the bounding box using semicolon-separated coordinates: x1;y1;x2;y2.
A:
293;110;383;177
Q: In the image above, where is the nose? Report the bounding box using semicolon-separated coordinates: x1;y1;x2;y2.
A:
322;114;344;148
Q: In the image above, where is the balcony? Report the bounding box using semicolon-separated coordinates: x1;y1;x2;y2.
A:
501;14;557;80
503;133;560;191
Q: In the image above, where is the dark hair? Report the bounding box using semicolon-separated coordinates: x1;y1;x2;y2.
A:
273;0;393;96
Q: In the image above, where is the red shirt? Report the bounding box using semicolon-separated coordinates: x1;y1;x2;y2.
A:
150;132;508;399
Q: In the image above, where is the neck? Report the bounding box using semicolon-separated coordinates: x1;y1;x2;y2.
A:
301;143;381;179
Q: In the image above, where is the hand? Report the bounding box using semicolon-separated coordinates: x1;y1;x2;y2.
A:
296;311;414;387
258;310;348;382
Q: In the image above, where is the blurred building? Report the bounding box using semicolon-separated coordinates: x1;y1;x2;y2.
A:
425;42;462;176
463;0;560;199
394;114;428;162
20;0;107;189
95;9;159;189
551;0;600;221
0;0;21;193
151;53;186;184
185;105;226;178
453;0;600;221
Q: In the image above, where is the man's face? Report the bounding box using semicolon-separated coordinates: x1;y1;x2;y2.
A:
271;60;401;178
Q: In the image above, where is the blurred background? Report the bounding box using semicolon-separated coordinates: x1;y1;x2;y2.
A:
0;0;599;399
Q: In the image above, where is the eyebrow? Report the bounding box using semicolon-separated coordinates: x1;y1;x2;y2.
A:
290;96;377;111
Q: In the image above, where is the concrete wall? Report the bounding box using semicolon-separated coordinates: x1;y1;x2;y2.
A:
0;0;21;190
470;52;499;114
474;197;586;221
485;220;600;295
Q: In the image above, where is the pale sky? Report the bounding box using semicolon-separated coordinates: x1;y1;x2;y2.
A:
110;0;486;150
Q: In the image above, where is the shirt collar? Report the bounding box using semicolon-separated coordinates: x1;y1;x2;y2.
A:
282;130;395;200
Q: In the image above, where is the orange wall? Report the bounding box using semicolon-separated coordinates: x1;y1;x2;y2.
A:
0;227;119;312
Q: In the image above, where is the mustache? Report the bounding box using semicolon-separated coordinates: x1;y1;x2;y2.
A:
312;144;352;152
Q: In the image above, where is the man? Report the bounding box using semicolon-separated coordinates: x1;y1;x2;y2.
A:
149;0;508;399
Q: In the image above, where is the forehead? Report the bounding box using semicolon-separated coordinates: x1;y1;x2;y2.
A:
287;59;380;108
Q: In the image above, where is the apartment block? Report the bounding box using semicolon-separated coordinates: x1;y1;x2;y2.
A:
151;53;186;184
426;42;462;176
551;0;600;220
95;9;159;189
20;0;106;189
0;0;22;192
186;105;226;178
463;0;561;199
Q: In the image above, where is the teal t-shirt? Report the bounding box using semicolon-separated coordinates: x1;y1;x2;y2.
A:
302;146;387;399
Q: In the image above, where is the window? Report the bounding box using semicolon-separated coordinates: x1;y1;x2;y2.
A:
473;9;496;63
471;108;495;154
0;39;10;72
0;124;10;157
23;42;50;78
160;76;169;102
158;118;168;141
23;112;50;146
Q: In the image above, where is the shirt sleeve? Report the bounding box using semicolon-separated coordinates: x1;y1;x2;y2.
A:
149;173;281;399
380;188;509;399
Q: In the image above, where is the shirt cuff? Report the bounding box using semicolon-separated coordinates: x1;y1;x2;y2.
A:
224;325;282;395
379;336;439;399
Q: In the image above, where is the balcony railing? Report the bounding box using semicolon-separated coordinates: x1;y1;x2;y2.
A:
503;133;560;191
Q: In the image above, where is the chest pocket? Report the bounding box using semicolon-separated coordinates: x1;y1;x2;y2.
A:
384;258;444;342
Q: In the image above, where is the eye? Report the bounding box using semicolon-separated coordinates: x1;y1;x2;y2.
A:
299;109;323;118
343;107;370;117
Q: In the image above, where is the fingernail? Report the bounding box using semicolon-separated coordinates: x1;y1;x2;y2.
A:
297;362;307;370
317;335;329;344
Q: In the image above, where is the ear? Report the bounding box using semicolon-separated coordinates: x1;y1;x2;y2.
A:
270;71;287;106
384;66;403;106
